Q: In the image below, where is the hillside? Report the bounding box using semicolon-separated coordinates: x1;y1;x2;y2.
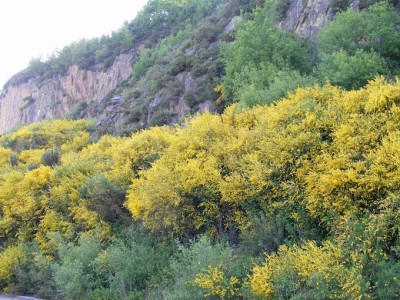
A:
0;0;258;134
0;0;374;135
1;0;400;299
1;77;400;298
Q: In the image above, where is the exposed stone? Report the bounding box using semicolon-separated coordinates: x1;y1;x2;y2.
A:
176;71;188;83
110;96;123;105
0;53;134;134
176;95;190;119
0;0;341;135
184;76;196;92
198;100;215;113
185;47;196;56
280;0;333;37
147;90;164;124
223;16;242;34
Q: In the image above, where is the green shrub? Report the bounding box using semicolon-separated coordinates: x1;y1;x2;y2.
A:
147;236;251;300
103;227;169;298
12;242;60;299
80;174;127;223
318;49;388;89
318;1;400;62
236;66;318;107
53;227;169;299
149;110;177;127
222;1;314;105
53;233;105;299
41;148;61;167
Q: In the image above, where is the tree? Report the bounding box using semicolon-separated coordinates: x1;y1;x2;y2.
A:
317;1;400;89
318;49;388;89
222;1;314;106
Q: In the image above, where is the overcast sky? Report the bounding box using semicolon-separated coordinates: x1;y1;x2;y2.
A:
0;0;148;89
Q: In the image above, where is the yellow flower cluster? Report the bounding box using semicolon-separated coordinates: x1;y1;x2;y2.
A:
193;265;240;299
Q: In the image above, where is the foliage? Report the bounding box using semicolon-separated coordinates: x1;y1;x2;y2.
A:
80;174;127;223
222;2;314;105
0;119;91;152
1;78;400;297
52;226;169;299
250;241;362;299
52;232;105;299
222;0;400;108
318;49;388;89
318;1;400;69
148;236;248;300
193;265;242;299
41;148;61;167
0;245;26;289
132;28;189;83
2;0;400;297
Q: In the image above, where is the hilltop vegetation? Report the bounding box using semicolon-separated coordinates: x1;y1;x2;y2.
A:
1;0;400;299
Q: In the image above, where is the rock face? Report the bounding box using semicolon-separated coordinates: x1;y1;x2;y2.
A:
280;0;334;37
0;52;135;134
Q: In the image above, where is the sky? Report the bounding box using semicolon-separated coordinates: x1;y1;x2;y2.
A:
0;0;149;89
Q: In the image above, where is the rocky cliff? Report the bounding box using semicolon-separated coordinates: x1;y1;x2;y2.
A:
280;0;334;37
0;0;338;135
0;52;135;134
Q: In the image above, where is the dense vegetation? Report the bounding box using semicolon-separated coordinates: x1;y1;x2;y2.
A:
221;0;400;107
1;0;400;299
0;77;400;298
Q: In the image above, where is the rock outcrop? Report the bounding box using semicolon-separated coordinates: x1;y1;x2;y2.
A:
0;52;135;134
280;0;334;37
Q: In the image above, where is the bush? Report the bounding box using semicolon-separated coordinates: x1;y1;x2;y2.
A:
148;236;248;300
80;174;127;223
318;49;388;89
236;66;318;107
102;226;169;298
222;2;314;105
52;233;105;299
318;1;400;62
41;148;61;167
250;241;362;299
12;243;60;299
53;227;169;299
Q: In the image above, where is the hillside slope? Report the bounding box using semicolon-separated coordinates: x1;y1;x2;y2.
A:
1;0;400;298
0;0;336;135
1;78;400;298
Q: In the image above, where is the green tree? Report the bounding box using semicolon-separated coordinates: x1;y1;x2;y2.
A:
222;1;314;106
318;49;388;89
316;1;400;89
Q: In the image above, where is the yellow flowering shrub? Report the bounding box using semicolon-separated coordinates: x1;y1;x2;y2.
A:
0;167;52;240
250;241;362;299
126;78;400;239
0;245;26;287
18;149;45;165
193;266;240;299
60;131;90;153
0;119;90;151
0;147;12;168
126;111;249;237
